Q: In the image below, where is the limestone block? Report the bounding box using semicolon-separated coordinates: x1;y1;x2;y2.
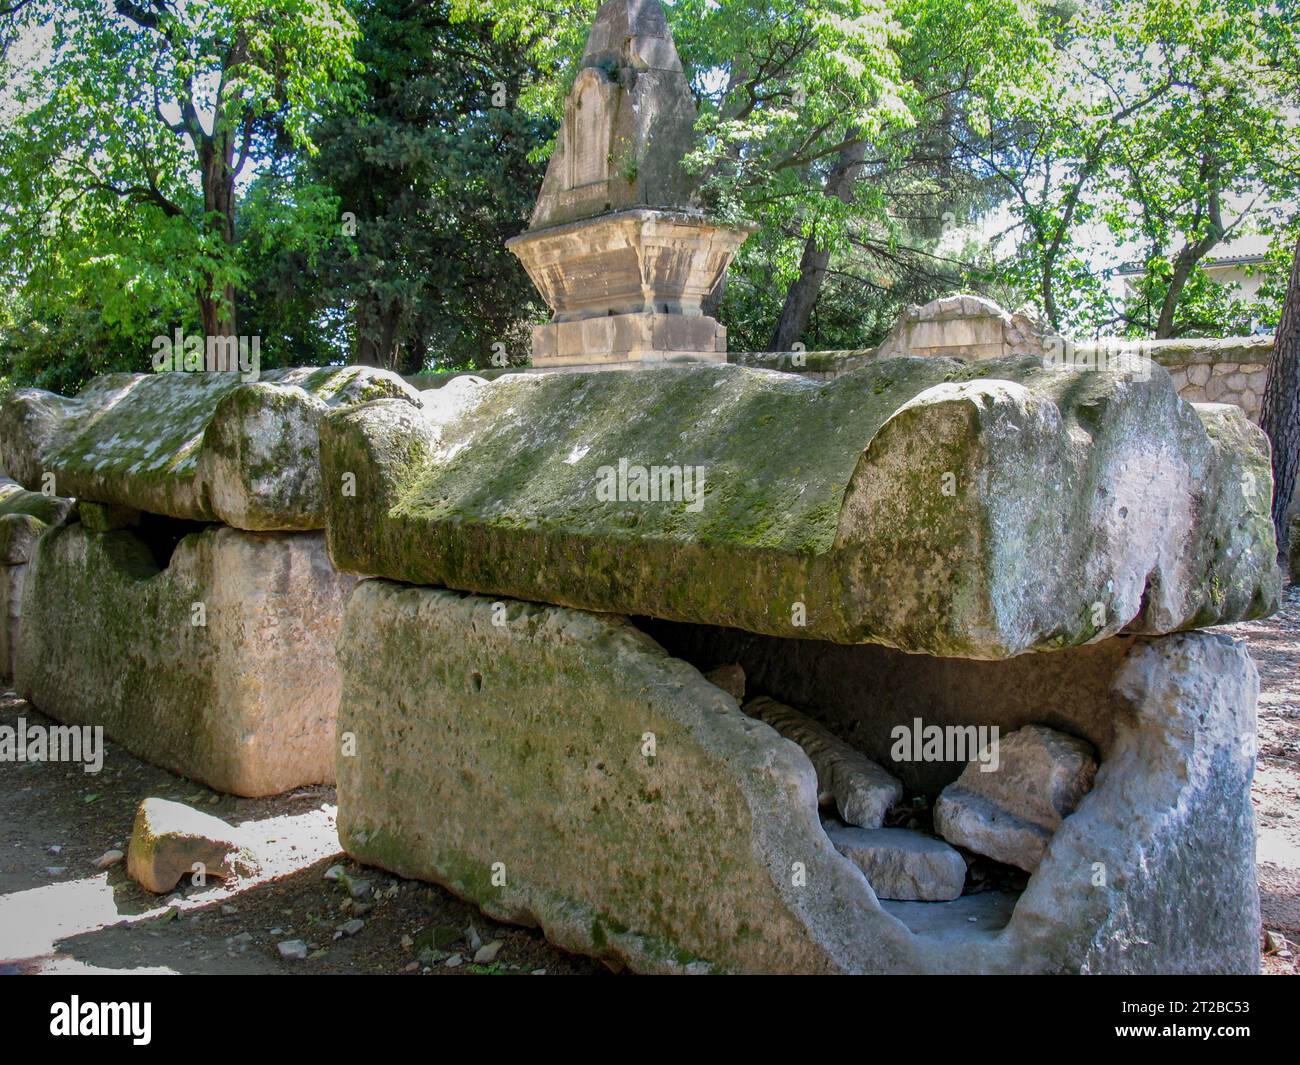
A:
527;0;700;230
0;478;74;563
875;294;1050;362
507;210;750;355
823;825;966;902
127;798;257;893
934;725;1099;872
0;478;74;681
0;366;423;530
335;584;1260;973
745;696;901;828
15;521;354;795
320;357;1278;658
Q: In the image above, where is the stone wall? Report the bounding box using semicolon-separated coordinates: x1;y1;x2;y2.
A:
1127;337;1274;420
732;305;1276;427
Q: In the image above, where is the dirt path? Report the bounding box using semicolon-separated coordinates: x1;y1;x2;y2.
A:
2;589;1297;976
1218;584;1300;975
0;692;601;976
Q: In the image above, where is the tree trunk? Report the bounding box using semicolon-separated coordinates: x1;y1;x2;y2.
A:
1260;236;1300;562
769;138;868;351
354;296;404;370
1154;238;1225;339
197;133;239;339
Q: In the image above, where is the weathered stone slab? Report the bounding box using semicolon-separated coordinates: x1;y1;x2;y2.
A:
16;521;354;795
127;798;257;893
320;357;1278;657
336;585;1258;973
823;825;966;902
0;367;422;530
934;725;1098;872
745;696;901;828
876;294;1050;361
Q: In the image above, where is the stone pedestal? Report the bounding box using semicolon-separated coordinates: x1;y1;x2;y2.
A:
509;208;749;372
529;313;726;372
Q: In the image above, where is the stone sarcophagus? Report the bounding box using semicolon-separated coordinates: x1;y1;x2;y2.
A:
321;342;1279;973
0;366;425;795
506;0;753;371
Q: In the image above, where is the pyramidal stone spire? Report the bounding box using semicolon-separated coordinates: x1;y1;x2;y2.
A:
507;0;753;372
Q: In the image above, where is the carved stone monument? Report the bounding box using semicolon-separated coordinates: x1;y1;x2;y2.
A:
506;0;752;371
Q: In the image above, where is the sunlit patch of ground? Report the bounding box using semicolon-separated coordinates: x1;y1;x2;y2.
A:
0;693;600;975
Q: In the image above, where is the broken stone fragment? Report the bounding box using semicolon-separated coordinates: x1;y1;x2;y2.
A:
319;357;1278;658
934;725;1098;872
126;798;257;894
823;824;966;902
0;366;423;531
703;663;745;702
744;696;902;829
277;939;309;961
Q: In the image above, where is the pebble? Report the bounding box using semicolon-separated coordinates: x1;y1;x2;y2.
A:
45;866;66;877
445;953;463;967
323;864;345;882
277;939;309;961
473;941;503;965
345;877;372;900
95;849;124;869
337;918;364;937
467;924;483;952
47;844;63;855
221;904;238;916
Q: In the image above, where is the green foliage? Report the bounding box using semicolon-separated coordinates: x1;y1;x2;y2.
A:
975;0;1299;338
310;0;552;371
0;0;359;389
2;0;1296;388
